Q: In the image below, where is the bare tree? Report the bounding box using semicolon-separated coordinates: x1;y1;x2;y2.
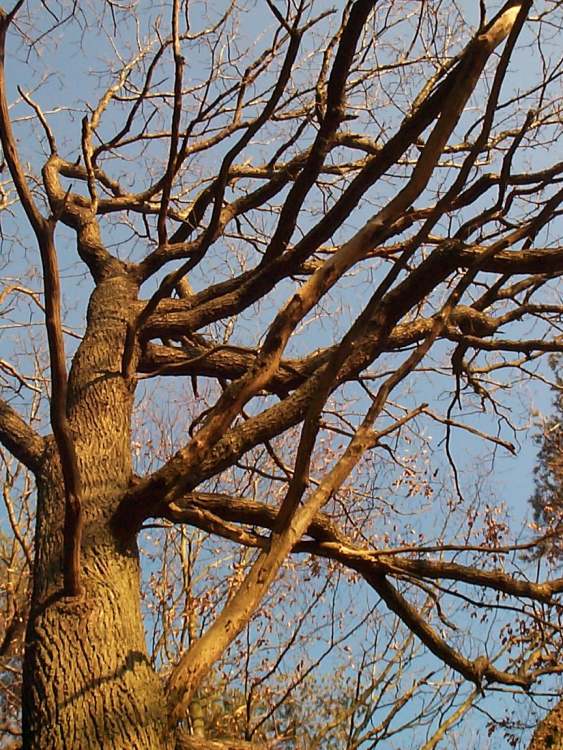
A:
0;0;562;748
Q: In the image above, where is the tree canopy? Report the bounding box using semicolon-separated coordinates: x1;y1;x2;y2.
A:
0;1;562;748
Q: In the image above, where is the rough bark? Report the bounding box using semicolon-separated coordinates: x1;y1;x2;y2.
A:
0;1;558;747
21;276;170;749
528;698;563;750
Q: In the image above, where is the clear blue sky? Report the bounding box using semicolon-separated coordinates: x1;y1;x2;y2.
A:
0;2;561;748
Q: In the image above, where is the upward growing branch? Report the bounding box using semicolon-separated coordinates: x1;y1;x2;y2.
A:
0;7;83;596
162;0;533;718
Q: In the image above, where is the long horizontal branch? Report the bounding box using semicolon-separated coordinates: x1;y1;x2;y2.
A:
141;241;563;344
137;339;327;394
458;245;563;275
161;490;558;689
139;294;563;389
163;492;562;603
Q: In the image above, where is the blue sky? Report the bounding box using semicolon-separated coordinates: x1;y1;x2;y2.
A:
1;1;562;747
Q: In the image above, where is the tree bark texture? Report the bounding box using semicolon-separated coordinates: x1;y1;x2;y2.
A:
528;698;563;750
22;276;171;748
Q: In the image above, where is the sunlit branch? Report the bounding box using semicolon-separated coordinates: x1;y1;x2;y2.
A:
0;399;45;473
0;11;83;596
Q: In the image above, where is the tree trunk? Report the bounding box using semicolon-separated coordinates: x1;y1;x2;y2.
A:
22;276;171;748
528;698;563;750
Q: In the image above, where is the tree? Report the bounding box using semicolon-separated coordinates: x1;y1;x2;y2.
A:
526;360;563;750
0;0;562;748
530;357;563;560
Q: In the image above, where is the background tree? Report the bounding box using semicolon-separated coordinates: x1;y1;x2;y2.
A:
0;0;563;748
530;357;563;559
526;362;563;750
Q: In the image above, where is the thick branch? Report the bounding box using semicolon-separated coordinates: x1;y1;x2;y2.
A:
0;399;45;472
140;241;563;342
42;156;126;281
459;245;563;275
138;340;325;395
